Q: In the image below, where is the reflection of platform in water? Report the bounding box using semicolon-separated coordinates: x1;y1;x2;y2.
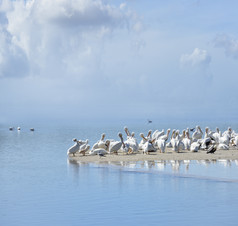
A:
68;158;237;172
67;158;238;183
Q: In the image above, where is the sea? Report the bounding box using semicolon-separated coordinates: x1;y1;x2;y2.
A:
1;121;238;226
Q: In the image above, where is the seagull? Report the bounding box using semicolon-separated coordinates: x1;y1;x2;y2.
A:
206;145;217;154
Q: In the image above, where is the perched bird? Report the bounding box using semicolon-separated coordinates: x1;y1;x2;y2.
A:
98;152;106;158
206;145;217;154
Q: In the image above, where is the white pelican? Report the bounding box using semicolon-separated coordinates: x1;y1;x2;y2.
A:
166;129;175;148
217;143;229;150
190;141;201;152
158;129;171;141
211;127;220;143
182;131;191;150
152;129;165;140
79;140;90;156
92;133;106;150
192;126;203;142
108;133;124;154
123;128;139;154
140;133;156;154
79;145;90;156
171;131;184;152
155;138;166;153
67;139;82;156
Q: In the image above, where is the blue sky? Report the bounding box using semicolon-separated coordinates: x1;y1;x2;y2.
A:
0;0;238;124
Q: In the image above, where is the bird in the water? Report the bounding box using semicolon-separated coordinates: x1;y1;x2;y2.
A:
206;145;217;154
190;128;195;132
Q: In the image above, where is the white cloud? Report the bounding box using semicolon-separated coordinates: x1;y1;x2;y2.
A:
214;34;238;59
180;48;211;68
0;0;140;79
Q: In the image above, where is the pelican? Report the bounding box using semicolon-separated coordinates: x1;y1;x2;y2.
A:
123;128;139;153
171;131;184;152
140;133;156;154
219;133;230;146
108;133;124;154
217;143;229;150
67;139;83;156
79;140;90;156
79;145;90;156
154;138;166;153
190;141;201;152
192;126;203;141
138;130;152;150
158;129;171;141
211;127;220;143
166;129;175;148
182;130;191;150
92;133;106;150
89;147;109;156
152;129;164;140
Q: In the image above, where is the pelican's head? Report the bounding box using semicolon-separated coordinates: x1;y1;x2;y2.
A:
105;140;110;148
118;132;123;138
140;133;147;140
101;133;106;140
131;132;135;137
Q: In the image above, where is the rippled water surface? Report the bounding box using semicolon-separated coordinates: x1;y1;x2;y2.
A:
1;122;238;226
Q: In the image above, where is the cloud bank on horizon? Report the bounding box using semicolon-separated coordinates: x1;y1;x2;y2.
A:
0;0;238;123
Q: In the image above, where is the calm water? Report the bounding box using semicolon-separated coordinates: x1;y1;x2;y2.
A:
1;122;238;226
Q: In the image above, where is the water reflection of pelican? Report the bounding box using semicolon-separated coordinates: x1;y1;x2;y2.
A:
183;160;190;171
170;160;180;171
196;160;210;166
234;160;238;166
128;162;137;169
155;160;166;171
217;159;231;167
